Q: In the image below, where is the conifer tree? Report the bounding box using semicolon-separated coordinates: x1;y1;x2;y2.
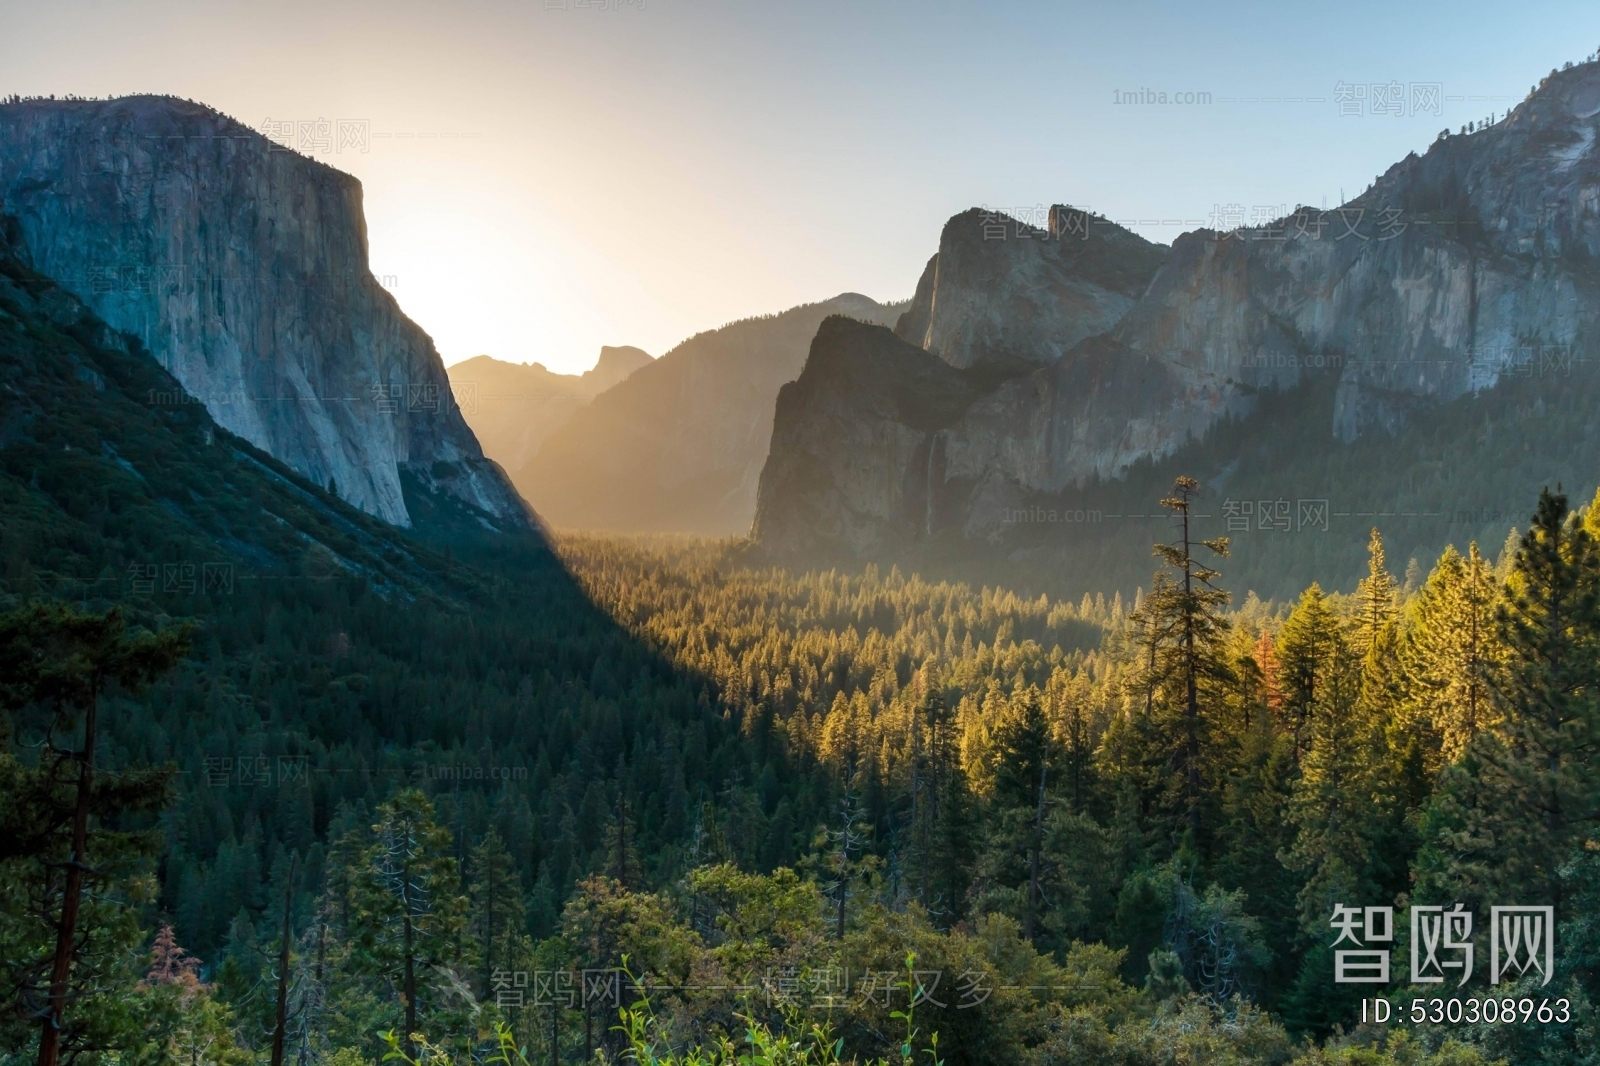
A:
1402;544;1499;769
0;604;189;1066
1353;529;1405;730
1253;629;1284;721
824;783;869;939
1493;489;1600;878
1147;477;1234;844
1284;614;1374;930
349;790;468;1056
1277;584;1342;762
1353;528;1399;658
988;687;1053;941
1126;572;1177;720
1486;490;1599;899
906;680;961;915
468;829;525;999
1417;489;1600;911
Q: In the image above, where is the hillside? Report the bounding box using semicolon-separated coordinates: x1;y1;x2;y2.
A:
447;345;652;473
0;217;757;965
6;209;1598;1066
516;292;907;534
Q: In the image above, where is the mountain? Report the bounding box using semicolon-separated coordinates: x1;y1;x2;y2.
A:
0;212;491;599
580;343;655;392
752;316;999;559
446;345;652;473
753;59;1600;598
0;95;533;533
0;212;757;960
516;292;907;534
895;205;1168;370
751;211;1177;560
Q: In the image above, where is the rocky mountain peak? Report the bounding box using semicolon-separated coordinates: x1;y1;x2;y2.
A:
894;205;1169;371
583;345;653;393
515;292;908;534
0;94;534;532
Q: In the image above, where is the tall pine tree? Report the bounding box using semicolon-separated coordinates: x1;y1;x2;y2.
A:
1148;477;1234;848
349;790;468;1055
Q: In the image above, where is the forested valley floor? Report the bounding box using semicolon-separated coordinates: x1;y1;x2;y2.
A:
2;246;1596;1063
8;495;1600;1064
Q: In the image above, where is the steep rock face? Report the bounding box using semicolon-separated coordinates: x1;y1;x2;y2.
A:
0;95;533;531
894;206;1168;369
518;292;906;533
756;60;1600;560
1113;61;1600;440
752;317;992;557
448;345;651;473
939;336;1247;528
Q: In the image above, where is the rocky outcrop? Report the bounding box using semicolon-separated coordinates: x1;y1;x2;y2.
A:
582;344;654;394
0;95;534;531
1109;73;1599;441
448;345;651;474
938;336;1248;528
518;292;906;534
895;206;1168;369
753;317;993;557
755;58;1600;561
1100;60;1600;446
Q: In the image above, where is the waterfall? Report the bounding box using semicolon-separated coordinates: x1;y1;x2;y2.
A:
925;432;938;537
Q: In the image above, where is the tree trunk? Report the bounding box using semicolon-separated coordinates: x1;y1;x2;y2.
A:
911;702;922;905
402;849;417;1057
484;857;495;998
1182;505;1201;840
1024;742;1048;942
271;854;297;1066
36;692;98;1066
836;869;847;939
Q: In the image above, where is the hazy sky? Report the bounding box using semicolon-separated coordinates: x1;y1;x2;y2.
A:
5;0;1598;374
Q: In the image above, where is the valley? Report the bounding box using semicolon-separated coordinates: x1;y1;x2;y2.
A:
3;29;1600;1066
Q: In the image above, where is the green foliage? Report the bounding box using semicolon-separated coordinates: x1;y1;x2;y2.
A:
6;237;1600;1062
1289;1030;1504;1066
0;602;189;1063
349;790;471;1055
1415;488;1600;912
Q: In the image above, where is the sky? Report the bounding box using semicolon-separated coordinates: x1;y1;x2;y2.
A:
4;0;1598;375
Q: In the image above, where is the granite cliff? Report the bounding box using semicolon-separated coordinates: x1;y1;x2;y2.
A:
754;59;1600;576
755;317;1011;558
0;95;534;532
895;205;1168;370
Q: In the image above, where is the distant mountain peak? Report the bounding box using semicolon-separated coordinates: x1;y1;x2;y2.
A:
515;293;910;534
446;344;652;477
583;345;653;393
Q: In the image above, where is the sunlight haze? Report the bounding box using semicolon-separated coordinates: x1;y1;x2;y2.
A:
4;0;1594;373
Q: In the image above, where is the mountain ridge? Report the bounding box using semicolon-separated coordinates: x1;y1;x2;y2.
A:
516;291;908;534
447;345;652;474
895;206;1169;370
752;57;1600;590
